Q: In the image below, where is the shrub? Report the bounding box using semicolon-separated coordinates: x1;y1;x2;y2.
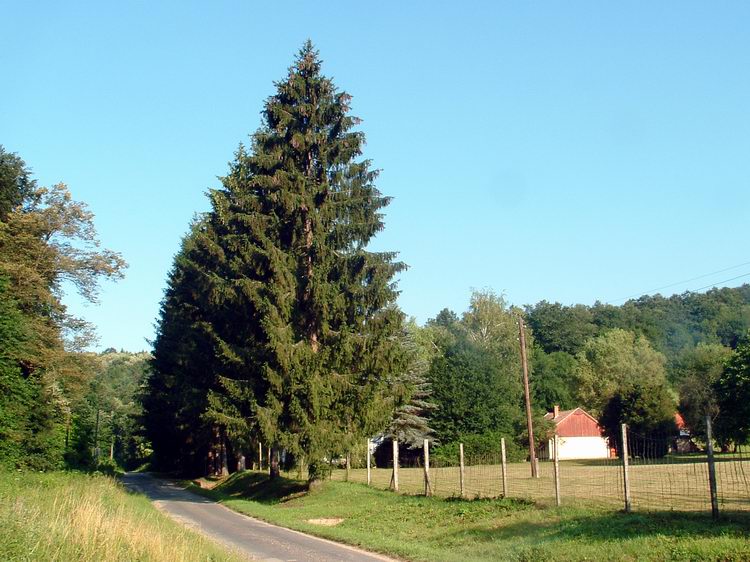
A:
432;432;525;465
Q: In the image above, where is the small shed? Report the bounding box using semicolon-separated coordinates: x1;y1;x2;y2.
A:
540;406;611;460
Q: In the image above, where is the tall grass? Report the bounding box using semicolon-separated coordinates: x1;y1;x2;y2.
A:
0;472;240;561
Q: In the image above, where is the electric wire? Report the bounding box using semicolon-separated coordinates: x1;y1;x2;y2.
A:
608;261;750;304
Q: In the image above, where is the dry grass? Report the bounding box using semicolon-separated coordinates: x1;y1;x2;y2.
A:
330;456;750;512
0;472;242;562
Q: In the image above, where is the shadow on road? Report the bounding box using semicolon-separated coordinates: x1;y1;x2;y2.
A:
121;472;215;504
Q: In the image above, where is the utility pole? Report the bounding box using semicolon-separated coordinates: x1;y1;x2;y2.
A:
518;317;538;478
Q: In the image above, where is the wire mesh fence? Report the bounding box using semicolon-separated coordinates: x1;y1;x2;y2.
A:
326;421;750;516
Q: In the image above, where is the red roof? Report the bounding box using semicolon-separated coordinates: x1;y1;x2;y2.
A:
544;407;604;438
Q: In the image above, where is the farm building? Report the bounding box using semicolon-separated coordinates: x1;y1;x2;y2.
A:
539;406;611;460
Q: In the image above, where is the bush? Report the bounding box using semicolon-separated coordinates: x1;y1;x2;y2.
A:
600;382;678;458
432;432;525;465
307;460;332;481
94;457;121;476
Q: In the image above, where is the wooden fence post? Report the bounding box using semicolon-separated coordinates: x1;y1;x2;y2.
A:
459;442;465;498
423;438;432;496
501;437;508;497
366;438;372;486
553;435;561;507
392;439;399;492
346;451;351;482
706;415;720;519
621;423;632;513
258;442;263;471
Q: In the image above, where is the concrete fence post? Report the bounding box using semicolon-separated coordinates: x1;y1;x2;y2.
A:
706;415;720;519
459;442;465;498
501;437;508;497
424;438;432;496
621;423;632;513
366;438;372;486
391;439;399;492
553;435;561;507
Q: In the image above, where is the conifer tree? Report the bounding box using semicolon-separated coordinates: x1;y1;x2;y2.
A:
201;42;405;481
144;220;221;475
385;320;438;448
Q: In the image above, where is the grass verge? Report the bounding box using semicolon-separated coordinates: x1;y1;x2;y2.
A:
188;470;750;562
0;471;243;561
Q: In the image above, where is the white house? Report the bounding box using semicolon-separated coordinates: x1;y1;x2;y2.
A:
540;406;611;460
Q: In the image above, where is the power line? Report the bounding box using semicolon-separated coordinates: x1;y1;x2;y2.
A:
608;260;750;304
690;272;750;294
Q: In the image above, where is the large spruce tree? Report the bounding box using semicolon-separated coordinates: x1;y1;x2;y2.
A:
196;42;405;480
144;218;236;476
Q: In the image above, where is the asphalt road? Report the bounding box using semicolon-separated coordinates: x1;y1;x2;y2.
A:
122;473;395;562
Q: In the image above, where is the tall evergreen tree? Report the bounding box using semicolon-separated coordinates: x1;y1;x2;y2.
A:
188;43;405;481
143;220;220;475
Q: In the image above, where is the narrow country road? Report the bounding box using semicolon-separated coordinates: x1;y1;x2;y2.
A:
122;473;396;562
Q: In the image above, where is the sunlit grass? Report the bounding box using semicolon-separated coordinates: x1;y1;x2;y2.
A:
191;470;750;562
0;472;241;562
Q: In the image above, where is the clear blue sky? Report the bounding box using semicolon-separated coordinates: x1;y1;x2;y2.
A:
2;2;749;351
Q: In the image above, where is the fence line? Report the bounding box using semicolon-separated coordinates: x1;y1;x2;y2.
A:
328;422;750;516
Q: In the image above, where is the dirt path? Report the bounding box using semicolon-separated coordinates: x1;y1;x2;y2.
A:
122;473;395;562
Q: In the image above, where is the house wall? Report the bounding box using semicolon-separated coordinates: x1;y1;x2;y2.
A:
556;436;610;459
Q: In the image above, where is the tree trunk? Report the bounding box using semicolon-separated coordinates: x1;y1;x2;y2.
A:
219;427;229;477
301;208;319;353
237;453;246;472
269;446;280;479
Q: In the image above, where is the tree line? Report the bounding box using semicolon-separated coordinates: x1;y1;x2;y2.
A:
0;146;133;470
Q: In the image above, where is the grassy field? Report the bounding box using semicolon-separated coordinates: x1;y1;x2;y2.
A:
329;456;750;512
0;471;242;562
190;470;750;562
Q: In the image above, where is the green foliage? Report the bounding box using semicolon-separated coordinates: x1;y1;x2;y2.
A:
424;291;557;462
0;148;126;471
143;222;219;475
307;460;333;482
600;382;678;457
675;343;732;442
146;43;406;479
0;145;34;220
575;329;668;415
525;301;596;355
429;339;523;443
526;286;750;378
384;319;438;447
67;351;150;471
714;337;750;445
432;432;525;464
0;276;29;468
530;349;578;412
427;291;528;455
